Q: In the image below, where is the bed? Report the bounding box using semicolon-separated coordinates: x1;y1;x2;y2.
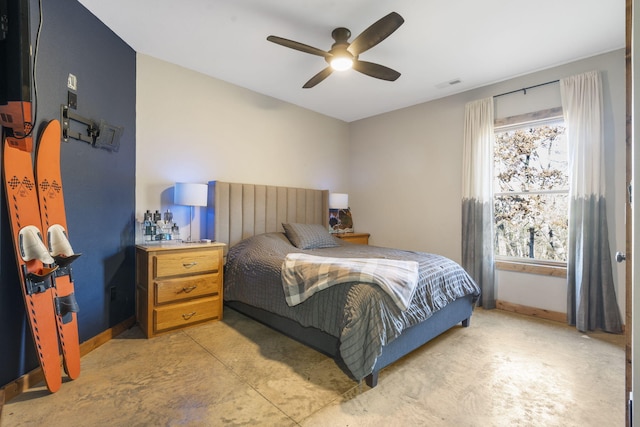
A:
207;181;480;387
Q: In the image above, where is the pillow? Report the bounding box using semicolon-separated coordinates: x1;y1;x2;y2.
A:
282;223;339;250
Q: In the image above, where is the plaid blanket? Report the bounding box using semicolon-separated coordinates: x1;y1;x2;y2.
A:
282;253;419;311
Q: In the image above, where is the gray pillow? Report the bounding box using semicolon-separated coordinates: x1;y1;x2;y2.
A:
282;223;339;250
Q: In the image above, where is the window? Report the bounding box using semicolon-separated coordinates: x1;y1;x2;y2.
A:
493;110;568;266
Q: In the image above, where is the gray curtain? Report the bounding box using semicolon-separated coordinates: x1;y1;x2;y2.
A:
560;71;622;333
462;98;495;308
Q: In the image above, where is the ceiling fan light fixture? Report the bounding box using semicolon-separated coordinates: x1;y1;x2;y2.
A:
267;12;404;87
330;55;353;71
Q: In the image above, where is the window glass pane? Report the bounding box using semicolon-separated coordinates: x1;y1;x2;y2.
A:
494;193;568;261
494;125;568;192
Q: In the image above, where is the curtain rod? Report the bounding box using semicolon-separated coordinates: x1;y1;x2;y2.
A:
493;79;560;99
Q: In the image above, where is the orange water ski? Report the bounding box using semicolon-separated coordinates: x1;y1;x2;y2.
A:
36;119;81;380
3;134;62;393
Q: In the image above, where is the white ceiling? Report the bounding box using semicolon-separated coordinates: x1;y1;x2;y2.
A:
76;0;625;123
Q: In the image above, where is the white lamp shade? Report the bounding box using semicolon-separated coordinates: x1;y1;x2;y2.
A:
174;183;208;207
329;193;349;209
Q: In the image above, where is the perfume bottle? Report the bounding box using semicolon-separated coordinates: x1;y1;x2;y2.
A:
164;209;173;224
143;210;156;241
171;223;180;241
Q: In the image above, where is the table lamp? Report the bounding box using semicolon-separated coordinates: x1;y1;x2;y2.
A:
329;193;352;233
174;182;208;242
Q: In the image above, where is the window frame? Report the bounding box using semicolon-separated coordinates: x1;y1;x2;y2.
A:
493;107;568;276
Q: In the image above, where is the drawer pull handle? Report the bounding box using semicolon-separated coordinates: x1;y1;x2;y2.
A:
182;312;196;320
181;285;198;293
182;262;197;269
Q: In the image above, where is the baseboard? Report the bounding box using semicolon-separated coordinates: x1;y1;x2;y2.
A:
0;316;136;404
79;316;136;356
496;300;566;323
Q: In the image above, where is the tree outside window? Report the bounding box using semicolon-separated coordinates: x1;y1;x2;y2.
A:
493;120;568;262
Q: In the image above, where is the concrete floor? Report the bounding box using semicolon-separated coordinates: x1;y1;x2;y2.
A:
1;307;625;426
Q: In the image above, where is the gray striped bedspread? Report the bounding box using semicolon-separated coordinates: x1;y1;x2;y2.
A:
223;232;480;380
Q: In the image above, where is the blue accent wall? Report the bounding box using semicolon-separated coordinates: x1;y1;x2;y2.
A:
0;0;136;386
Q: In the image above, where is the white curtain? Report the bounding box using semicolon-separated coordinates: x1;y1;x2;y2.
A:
462;97;495;308
560;70;622;333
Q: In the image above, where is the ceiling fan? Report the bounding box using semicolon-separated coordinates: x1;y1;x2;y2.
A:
267;11;405;88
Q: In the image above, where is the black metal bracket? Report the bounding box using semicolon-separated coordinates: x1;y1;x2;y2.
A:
60;105;122;152
61;104;98;144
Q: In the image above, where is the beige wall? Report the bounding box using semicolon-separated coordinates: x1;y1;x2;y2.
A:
350;49;626;315
136;50;626;317
136;54;350;240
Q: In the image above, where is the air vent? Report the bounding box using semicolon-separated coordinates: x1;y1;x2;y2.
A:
435;78;462;89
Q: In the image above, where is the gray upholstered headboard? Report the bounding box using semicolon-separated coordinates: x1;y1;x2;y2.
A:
207;181;329;248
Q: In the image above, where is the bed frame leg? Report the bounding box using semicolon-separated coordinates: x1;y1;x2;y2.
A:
462;317;470;327
365;371;379;388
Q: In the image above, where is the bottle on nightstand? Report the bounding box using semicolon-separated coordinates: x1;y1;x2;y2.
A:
171;223;180;240
143;210;156;242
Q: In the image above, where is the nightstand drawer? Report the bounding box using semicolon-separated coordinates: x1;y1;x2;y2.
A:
336;232;370;245
153;251;220;278
154;296;221;333
154;273;220;305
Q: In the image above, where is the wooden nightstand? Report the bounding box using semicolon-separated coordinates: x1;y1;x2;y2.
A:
135;242;226;338
335;232;370;245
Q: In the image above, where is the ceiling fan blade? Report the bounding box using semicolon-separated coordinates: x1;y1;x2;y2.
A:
352;60;401;81
303;67;333;88
267;35;329;58
347;12;404;56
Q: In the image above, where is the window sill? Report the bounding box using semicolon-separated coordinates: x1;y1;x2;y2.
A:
495;259;567;278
